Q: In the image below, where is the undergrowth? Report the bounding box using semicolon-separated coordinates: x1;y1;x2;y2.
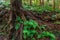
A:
23;4;60;14
14;16;56;40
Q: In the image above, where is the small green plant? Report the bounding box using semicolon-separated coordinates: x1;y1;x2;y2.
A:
37;25;56;40
23;19;38;39
15;16;23;30
39;25;47;30
24;19;38;29
16;16;23;23
15;23;20;30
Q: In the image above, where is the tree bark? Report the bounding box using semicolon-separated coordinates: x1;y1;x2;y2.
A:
30;0;32;6
40;0;44;6
42;0;44;6
9;0;22;40
58;0;60;9
39;0;42;6
52;0;55;10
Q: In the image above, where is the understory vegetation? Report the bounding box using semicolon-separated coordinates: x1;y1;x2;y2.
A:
23;4;60;13
0;0;60;40
15;16;56;40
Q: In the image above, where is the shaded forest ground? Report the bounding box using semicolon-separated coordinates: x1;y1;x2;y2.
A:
0;8;60;40
0;0;60;40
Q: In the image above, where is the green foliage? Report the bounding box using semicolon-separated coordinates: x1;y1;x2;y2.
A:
39;25;47;30
0;1;10;10
43;5;54;12
23;4;60;14
12;36;15;40
38;25;56;40
23;5;43;13
55;8;60;13
2;2;10;6
51;15;56;20
15;16;23;30
15;23;20;30
23;19;38;39
24;19;38;29
23;20;56;40
32;38;36;40
15;16;56;40
16;16;23;23
37;31;56;40
54;21;60;24
23;4;31;10
23;29;37;38
24;20;38;28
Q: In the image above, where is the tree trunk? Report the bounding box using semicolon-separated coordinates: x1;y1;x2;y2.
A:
41;0;44;6
52;0;55;10
58;0;60;9
20;0;22;7
30;0;32;5
10;0;23;40
39;0;42;6
40;0;44;6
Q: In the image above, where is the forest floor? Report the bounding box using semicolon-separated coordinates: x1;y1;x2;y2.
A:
0;8;60;40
